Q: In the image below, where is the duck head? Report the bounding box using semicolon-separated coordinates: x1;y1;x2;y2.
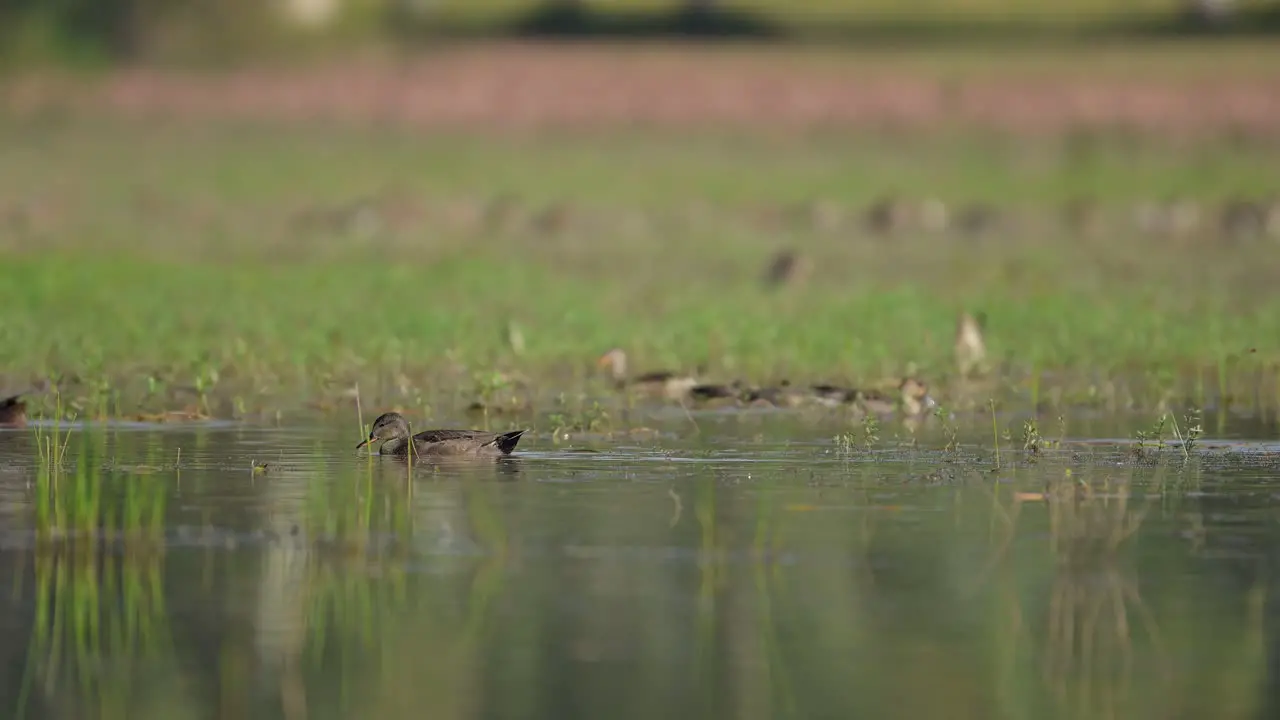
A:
356;412;411;449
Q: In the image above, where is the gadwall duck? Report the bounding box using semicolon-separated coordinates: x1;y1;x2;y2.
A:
356;412;526;457
597;348;699;401
0;394;26;428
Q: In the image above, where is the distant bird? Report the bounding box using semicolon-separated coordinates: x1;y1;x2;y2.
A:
688;380;748;408
790;199;846;233
596;348;700;401
855;377;939;419
294;196;384;238
955;311;988;378
808;382;858;408
952;203;1001;238
0;394;27;428
1133;197;1200;238
761;249;812;289
1218;198;1267;241
916;198;950;233
1266;199;1280;240
743;380;809;408
801;377;937;419
532;202;574;236
356;411;526;458
864;194;913;236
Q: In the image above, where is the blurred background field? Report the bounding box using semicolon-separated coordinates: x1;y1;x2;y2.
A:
4;117;1280;422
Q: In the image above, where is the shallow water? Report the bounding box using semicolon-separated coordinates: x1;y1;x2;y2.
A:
1;411;1279;720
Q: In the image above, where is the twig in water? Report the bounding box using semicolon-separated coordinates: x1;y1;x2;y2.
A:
990;399;1001;470
677;397;701;435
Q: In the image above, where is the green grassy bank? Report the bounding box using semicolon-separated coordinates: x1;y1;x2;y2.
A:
2;120;1280;421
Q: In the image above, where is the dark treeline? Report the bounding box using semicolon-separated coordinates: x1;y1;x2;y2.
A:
1;0;1278;65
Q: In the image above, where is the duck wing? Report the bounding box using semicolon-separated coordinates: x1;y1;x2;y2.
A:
411;428;528;455
411;428;491;444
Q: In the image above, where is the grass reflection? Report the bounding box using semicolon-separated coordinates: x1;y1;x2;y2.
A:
4;430;1275;720
297;465;512;718
19;547;172;717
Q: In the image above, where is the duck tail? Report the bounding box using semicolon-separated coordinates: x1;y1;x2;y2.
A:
490;429;528;455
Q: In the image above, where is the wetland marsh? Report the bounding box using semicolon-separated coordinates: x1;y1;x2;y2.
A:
3;40;1280;719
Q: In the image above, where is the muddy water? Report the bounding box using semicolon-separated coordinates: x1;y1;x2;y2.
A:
0;411;1278;720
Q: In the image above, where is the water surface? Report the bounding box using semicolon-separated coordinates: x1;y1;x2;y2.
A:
0;412;1277;720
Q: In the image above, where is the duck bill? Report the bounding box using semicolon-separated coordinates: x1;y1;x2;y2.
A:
356;437;373;449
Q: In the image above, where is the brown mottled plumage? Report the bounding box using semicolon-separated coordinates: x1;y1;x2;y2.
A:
0;394;26;428
805;378;937;418
744;380;808;408
857;377;938;419
356;412;526;457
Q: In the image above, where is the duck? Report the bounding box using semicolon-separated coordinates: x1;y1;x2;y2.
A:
808;383;858;408
863;193;913;236
0;394;26;428
743;380;809;408
596;348;700;401
761;248;812;290
1218;197;1269;241
356;411;526;458
856;377;939;419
